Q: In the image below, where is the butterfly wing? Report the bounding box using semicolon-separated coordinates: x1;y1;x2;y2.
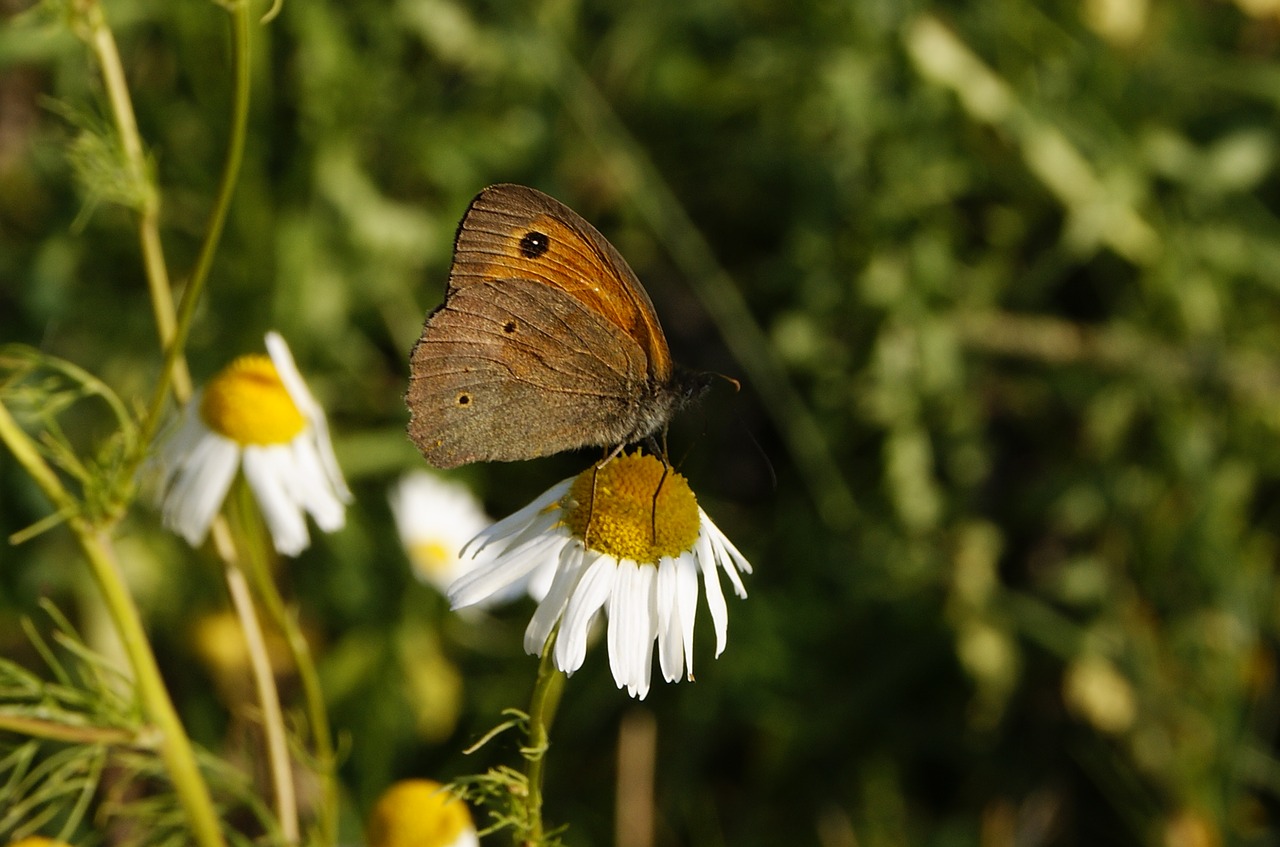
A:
407;277;651;468
447;184;674;384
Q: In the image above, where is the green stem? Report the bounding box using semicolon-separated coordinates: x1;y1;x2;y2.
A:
0;401;228;847
524;627;566;844
0;714;139;748
79;0;189;400
137;0;253;449
214;512;299;843
234;483;339;847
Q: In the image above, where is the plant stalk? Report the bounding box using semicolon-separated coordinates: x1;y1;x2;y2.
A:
214;514;300;843
0;400;227;847
235;483;339;847
524;627;566;844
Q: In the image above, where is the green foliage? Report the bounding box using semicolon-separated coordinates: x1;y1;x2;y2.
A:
0;606;277;845
6;0;1280;845
0;345;139;533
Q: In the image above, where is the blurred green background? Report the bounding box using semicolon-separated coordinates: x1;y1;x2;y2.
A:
6;0;1280;844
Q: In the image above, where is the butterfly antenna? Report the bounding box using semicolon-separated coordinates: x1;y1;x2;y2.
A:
743;423;777;493
709;371;741;392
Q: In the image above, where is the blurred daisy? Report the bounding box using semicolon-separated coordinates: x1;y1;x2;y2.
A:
153;332;351;556
390;471;494;594
449;452;752;699
366;779;479;847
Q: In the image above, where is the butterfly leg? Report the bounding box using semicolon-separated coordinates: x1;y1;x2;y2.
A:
584;447;620;551
645;430;673;547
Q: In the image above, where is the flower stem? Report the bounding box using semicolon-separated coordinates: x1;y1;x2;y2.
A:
0;400;228;847
234;483;339;847
77;0;190;402
212;510;299;844
137;0;253;447
0;714;138;748
524;627;566;844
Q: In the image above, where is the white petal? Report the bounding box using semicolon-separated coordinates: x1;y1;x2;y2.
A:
675;553;700;680
633;565;658;699
162;432;239;547
524;543;587;655
151;401;207;495
525;555;558;602
265;331;352;504
700;508;750;597
696;529;730;658
288;435;346;531
461;480;570;558
608;561;657;699
243;446;310;555
656;558;684;684
555;553;615;676
448;530;567;609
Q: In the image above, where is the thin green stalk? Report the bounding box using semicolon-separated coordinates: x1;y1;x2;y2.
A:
0;714;138;748
0;401;228;847
523;627;566;844
137;0;253;451
78;0;190;402
214;510;299;844
234;484;339;847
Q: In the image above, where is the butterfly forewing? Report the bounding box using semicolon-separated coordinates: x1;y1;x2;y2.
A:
449;185;674;383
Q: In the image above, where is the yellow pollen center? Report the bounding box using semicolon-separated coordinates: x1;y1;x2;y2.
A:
562;452;701;564
200;354;307;446
408;540;454;578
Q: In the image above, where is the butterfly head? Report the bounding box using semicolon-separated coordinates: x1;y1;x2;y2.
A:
672;366;716;409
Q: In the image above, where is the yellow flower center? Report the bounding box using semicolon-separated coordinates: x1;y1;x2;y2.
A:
408;540;454;579
366;779;473;847
562;452;701;564
199;354;306;446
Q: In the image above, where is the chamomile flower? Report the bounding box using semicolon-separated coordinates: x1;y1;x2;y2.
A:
448;452;752;699
366;779;479;847
389;471;494;595
153;332;351;556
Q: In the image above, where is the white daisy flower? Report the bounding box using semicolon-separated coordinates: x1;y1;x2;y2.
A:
389;471;495;595
365;779;479;847
448;452;752;699
153;331;352;556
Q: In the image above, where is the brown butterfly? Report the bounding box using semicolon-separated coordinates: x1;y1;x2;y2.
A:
406;184;710;468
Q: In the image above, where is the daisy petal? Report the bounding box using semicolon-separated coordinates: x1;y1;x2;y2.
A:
266;331;352;504
449;529;567;609
656;558;684;684
524;543;587;655
556;552;614;675
162;432;239;546
696;528;730;658
243;445;310;555
675;553;700;680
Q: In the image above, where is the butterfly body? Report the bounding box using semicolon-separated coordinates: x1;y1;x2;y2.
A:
407;184;708;468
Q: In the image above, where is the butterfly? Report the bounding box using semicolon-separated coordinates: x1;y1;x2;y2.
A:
406;184;710;468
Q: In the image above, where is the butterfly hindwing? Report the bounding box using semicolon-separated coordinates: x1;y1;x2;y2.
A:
407;278;650;467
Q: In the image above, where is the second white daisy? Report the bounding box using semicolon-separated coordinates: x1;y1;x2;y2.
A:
448;452;752;699
389;471;494;595
152;331;351;556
